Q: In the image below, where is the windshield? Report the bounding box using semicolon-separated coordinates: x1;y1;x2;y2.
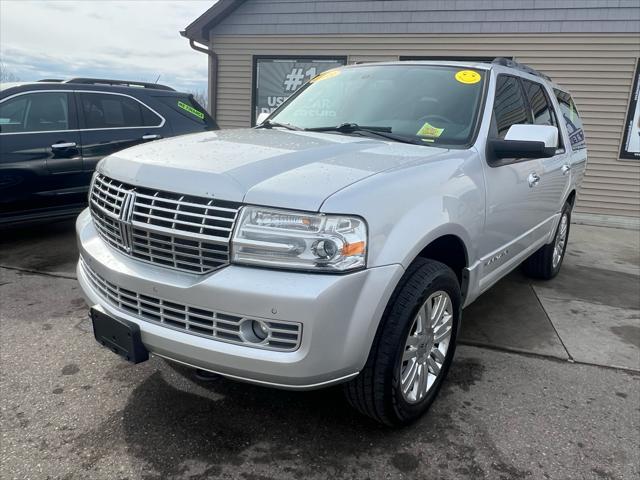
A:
269;64;486;146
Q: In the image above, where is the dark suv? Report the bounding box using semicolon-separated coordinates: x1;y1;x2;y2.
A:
0;78;217;226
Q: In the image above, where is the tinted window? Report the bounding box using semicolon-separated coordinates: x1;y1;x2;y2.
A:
270;65;486;146
80;93;161;129
522;80;556;127
155;95;217;128
0;92;69;133
554;89;586;150
493;76;530;139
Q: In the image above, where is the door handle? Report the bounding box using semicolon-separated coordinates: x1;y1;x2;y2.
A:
51;142;77;149
527;172;541;188
142;134;161;141
561;164;571;175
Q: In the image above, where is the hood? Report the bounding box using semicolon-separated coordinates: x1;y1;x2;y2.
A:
98;128;449;211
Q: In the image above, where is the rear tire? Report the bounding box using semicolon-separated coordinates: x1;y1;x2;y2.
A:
522;201;572;280
344;258;461;426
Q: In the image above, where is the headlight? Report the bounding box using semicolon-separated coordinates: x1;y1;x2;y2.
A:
231;206;367;272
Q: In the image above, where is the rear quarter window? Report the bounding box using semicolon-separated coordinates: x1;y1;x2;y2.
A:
554;89;586;151
155;95;217;129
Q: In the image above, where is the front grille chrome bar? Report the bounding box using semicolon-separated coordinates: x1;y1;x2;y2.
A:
81;257;302;352
89;173;241;274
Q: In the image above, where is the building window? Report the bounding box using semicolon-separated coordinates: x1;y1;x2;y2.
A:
620;59;640;160
252;56;347;125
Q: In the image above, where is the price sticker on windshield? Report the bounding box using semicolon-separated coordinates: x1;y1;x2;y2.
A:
455;70;482;84
417;122;444;138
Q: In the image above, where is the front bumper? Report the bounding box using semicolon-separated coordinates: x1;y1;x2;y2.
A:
76;208;404;390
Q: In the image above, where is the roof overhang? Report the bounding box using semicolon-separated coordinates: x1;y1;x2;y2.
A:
181;0;245;45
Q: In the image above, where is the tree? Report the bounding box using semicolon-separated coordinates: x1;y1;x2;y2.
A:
190;90;208;110
0;63;20;83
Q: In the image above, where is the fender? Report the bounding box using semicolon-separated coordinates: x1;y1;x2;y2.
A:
321;149;485;271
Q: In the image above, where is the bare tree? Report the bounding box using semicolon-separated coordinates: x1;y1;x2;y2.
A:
0;62;20;83
190;90;208;110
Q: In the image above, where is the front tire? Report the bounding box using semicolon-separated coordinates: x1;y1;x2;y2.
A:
522;202;572;280
344;258;461;426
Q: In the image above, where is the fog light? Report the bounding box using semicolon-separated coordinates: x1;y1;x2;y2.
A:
252;320;269;341
240;319;271;343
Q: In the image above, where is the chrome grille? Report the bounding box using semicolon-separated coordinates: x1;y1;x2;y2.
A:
81;258;302;352
89;174;240;274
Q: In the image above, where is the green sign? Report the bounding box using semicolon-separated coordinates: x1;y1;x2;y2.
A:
177;101;204;119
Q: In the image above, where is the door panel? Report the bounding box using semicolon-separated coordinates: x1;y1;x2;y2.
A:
481;157;546;282
522;79;571;221
479;75;551;288
0;91;85;218
77;92;165;172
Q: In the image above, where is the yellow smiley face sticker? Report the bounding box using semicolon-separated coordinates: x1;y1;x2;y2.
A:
455;70;482;84
310;69;341;83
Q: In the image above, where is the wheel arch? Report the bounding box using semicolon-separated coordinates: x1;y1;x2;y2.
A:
416;234;468;284
402;229;471;300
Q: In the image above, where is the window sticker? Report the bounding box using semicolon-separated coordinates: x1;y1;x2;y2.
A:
417;122;444;138
177;101;205;119
455;70;481;84
310;69;341;83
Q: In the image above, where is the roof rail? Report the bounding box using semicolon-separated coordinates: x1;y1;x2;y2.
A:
65;78;175;91
38;79;64;82
491;58;552;82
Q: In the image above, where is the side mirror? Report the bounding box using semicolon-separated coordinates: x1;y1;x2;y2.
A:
489;124;558;160
256;112;270;125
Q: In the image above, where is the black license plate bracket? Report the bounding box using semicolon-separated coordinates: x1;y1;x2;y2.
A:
90;308;149;364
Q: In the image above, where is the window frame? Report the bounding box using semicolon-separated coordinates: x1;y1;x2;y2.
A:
0;90;78;135
619;58;639;160
553;88;587;153
251;55;348;126
487;73;548;167
0;89;165;135
76;91;165;131
520;77;565;153
491;73;533;139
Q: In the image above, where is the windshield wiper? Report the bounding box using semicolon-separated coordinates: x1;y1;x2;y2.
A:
255;119;302;131
305;123;425;146
307;123;392;133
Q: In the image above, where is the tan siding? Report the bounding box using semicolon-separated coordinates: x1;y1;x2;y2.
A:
211;33;640;219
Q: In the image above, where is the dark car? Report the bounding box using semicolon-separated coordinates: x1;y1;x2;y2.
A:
0;78;217;226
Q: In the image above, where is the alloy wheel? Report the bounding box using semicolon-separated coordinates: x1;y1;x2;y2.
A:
399;290;453;404
552;213;569;269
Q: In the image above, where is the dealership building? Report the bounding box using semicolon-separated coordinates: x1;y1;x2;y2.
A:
182;0;640;226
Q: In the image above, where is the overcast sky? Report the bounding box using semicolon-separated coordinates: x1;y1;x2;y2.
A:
0;0;213;93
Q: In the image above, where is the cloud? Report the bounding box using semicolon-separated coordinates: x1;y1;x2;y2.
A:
0;0;213;93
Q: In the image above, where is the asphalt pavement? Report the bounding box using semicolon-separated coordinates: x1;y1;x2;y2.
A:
1;219;639;480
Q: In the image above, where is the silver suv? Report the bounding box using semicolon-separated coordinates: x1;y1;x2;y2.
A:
76;59;587;425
